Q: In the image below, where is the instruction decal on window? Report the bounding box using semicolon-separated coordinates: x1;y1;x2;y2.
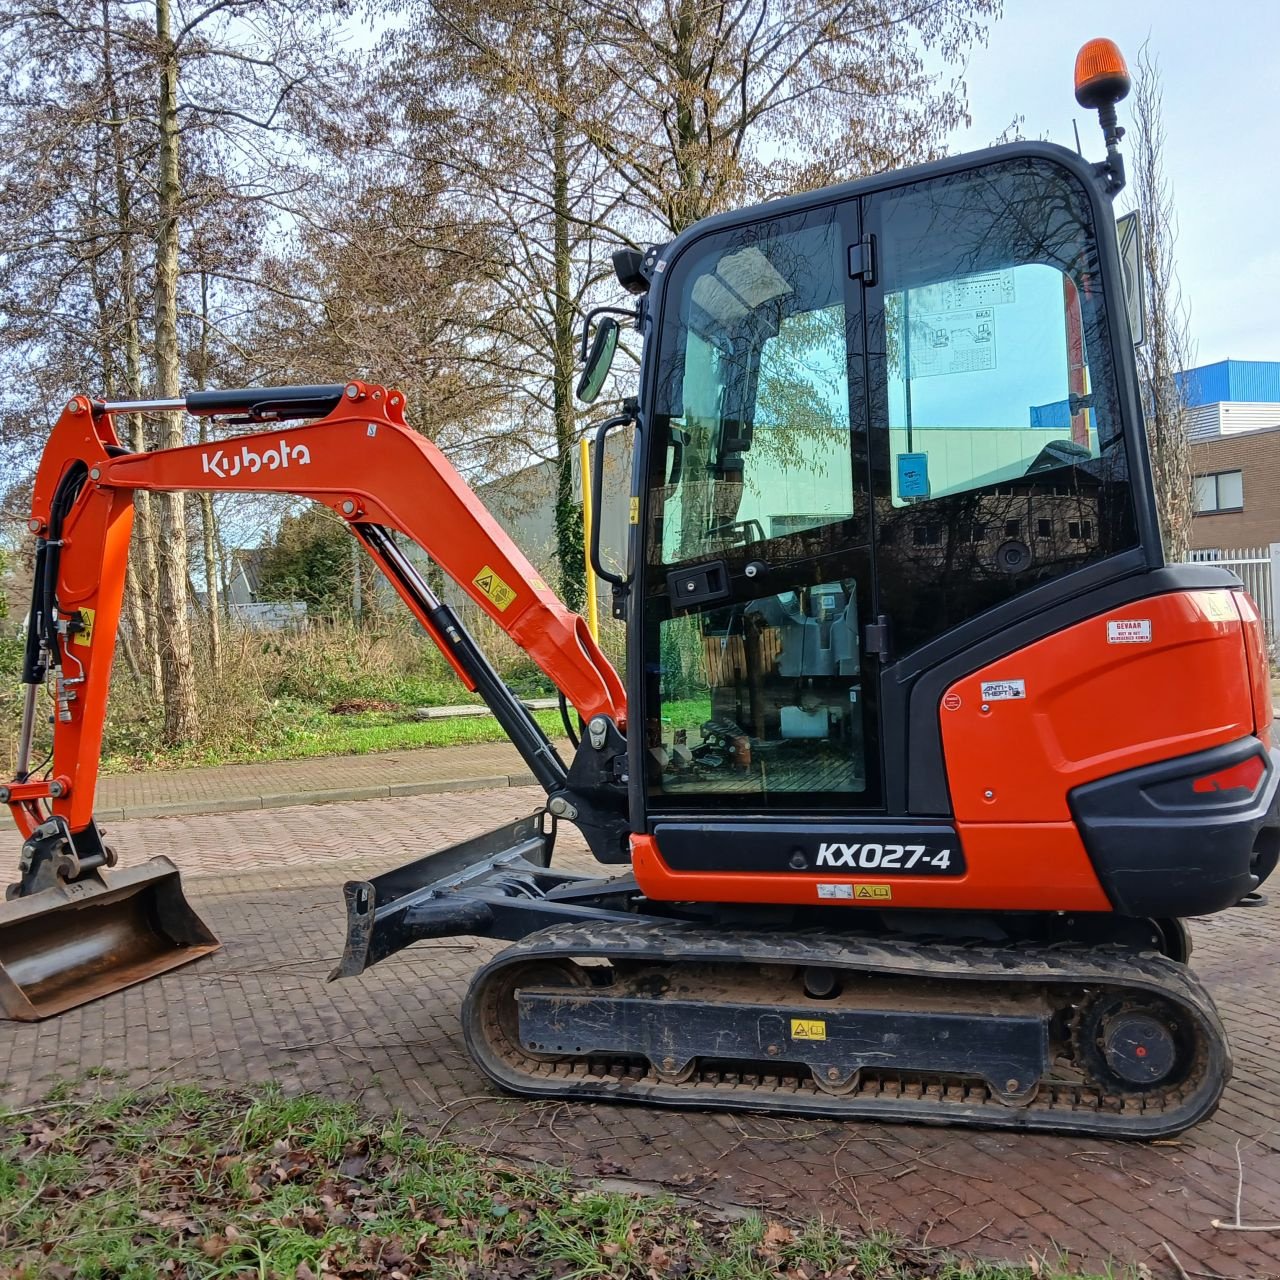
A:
910;307;996;379
1107;619;1152;644
913;269;1017;313
896;451;929;498
473;565;518;611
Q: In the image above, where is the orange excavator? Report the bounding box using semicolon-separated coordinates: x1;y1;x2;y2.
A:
3;41;1276;1138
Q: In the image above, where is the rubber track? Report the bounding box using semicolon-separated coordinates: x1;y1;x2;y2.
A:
461;921;1231;1139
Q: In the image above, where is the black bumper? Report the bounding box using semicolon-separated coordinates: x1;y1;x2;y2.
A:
1071;737;1280;918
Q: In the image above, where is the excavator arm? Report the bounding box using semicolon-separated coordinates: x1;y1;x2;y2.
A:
9;378;627;849
0;378;632;1021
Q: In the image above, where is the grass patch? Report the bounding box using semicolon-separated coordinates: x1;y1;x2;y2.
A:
0;1083;1132;1279
98;703;568;774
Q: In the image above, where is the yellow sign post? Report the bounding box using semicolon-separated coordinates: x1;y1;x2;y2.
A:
579;436;600;642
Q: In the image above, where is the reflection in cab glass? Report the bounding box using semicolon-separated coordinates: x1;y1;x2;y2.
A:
870;158;1139;653
644;208;874;808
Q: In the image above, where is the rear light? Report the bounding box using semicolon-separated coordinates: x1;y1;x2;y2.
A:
1234;592;1273;748
1193;755;1266;796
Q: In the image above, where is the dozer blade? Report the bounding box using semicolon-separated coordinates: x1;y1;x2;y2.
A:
0;856;220;1021
332;811;557;980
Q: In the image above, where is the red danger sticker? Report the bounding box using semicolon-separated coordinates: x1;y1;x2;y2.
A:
942;692;962;711
1107;618;1152;644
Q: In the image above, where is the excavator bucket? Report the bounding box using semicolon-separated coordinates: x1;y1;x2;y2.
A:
0;856;219;1021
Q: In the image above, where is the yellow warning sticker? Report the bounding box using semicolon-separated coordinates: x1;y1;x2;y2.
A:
629;496;640;525
529;576;549;592
72;607;95;648
472;565;517;612
1200;592;1236;623
790;1018;827;1042
854;884;893;901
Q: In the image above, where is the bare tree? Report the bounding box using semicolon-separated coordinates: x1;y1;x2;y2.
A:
372;0;626;609
1130;43;1194;562
579;0;1003;234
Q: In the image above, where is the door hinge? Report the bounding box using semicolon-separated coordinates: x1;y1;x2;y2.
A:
864;613;892;660
848;234;876;285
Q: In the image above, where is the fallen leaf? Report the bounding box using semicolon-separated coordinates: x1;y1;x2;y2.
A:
761;1221;794;1254
200;1236;230;1260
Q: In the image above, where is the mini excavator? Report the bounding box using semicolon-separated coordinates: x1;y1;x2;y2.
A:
4;40;1277;1138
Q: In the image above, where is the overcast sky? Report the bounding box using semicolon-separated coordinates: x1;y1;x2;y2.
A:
940;0;1277;368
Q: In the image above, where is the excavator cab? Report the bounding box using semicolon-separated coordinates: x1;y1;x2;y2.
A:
631;149;1136;816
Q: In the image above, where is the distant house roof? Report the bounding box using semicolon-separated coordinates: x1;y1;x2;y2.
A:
1176;361;1280;408
229;548;267;597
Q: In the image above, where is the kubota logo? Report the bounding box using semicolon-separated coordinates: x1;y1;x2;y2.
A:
200;439;311;479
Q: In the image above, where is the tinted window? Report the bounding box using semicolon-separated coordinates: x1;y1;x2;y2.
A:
866;157;1138;654
648;207;865;570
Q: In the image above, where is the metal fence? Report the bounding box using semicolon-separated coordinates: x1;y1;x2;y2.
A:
1187;546;1277;652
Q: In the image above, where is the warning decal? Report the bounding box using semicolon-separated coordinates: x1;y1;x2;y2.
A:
817;883;853;899
473;565;518;611
1107;618;1152;644
853;884;892;901
790;1018;827;1042
72;607;95;648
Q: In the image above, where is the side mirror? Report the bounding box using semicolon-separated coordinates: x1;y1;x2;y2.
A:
576;316;620;405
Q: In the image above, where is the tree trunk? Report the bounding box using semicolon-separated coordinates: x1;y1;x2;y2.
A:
194;271;222;675
152;0;199;744
670;0;702;233
550;13;584;612
1132;47;1193;564
102;0;163;698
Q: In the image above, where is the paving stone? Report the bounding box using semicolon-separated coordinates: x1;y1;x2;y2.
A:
97;740;572;817
2;785;1278;1278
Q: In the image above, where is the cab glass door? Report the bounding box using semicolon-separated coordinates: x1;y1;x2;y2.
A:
641;204;879;810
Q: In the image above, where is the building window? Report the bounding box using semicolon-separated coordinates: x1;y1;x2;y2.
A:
1195;471;1244;514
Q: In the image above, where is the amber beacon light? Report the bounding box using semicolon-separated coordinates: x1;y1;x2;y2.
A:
1074;38;1131;110
1073;38;1130;194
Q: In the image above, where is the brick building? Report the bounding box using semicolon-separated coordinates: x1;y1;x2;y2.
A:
1190;424;1280;550
1182;360;1280;552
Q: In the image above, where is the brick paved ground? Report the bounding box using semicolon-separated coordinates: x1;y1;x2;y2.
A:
4;787;1280;1278
94;738;570;819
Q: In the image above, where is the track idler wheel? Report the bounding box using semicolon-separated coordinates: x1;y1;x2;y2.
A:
1073;994;1191;1092
473;958;588;1063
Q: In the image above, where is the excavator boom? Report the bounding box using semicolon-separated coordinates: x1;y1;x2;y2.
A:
4;379;627;1019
